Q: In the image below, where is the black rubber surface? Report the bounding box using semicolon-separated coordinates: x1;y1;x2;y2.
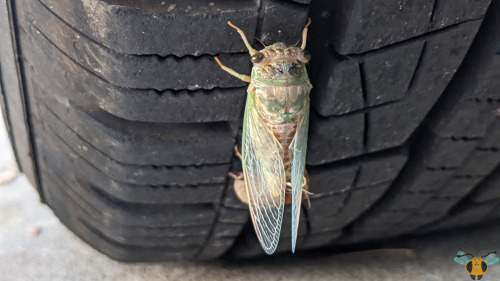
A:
1;0;499;261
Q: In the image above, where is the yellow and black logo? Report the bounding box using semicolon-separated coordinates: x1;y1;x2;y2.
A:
454;251;499;280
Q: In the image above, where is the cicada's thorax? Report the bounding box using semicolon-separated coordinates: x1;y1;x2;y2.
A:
249;42;312;182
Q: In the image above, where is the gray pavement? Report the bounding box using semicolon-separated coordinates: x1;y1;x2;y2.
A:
1;111;500;281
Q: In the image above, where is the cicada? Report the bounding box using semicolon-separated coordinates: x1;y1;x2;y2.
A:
215;19;312;254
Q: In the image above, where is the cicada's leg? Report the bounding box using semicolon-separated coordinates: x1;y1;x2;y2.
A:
233;145;242;160
302;170;312;208
301;18;312;50
214;57;251;82
228;172;249;204
285;169;311;205
227;21;258;56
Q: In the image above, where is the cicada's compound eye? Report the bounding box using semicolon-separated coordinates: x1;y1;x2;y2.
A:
299;50;311;63
251;52;265;64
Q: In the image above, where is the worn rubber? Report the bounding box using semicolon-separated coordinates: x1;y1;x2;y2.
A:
1;0;499;261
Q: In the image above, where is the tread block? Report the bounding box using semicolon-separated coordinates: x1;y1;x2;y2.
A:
420;197;463;214
81;218;208;248
455;149;500;176
346;209;410;237
44;182;200;261
433;56;500;137
46;174;212;239
212;223;245;238
306;192;348;212
356;154;408;187
20;24;247;123
36;110;229;186
367;21;481;152
40;162;218;253
306;152;406;233
217;207;249;224
35;0;259;56
423;137;479;168
479;119;500;149
471;166;500;203
308;182;392;233
40;155;217;228
198;183;249;258
363;41;425;106
475;56;500;99
307;112;364;165
431;0;491;29
366;101;419;152
36;120;228;201
258;0;310;45
42;156;215;227
83;176;225;205
389;213;443;234
436;176;482;197
390;192;435;210
422;202;498;232
22;3;251;90
312;54;364;116
330;182;392;229
34;84;236;166
432;101;499;138
329;0;490;54
329;0;433;54
308;165;359;196
404;170;455;192
199;237;236;259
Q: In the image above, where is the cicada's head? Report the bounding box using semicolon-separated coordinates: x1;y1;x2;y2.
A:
250;42;311;86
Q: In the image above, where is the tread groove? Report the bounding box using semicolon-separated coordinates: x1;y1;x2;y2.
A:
406;42;427;91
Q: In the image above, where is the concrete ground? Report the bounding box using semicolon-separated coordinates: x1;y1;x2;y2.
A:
1;110;500;281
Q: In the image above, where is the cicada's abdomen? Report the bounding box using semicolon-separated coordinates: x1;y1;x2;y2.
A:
253;84;311;184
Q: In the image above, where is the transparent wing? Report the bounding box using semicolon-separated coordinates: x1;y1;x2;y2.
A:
454;251;470;264
484;253;499;265
242;93;286;255
290;102;310;253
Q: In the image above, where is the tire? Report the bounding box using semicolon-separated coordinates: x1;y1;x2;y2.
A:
1;0;499;261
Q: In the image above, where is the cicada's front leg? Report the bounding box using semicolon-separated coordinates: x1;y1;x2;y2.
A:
214;57;251;82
